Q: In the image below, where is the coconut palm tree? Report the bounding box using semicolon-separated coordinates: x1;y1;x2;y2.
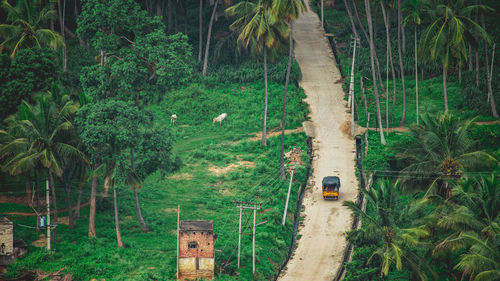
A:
396;0;407;126
343;179;431;279
403;0;428;125
226;0;288;146
202;0;220;76
364;0;386;145
419;0;491;112
430;174;500;280
392;114;497;198
1;92;85;241
0;0;64;57
272;0;305;179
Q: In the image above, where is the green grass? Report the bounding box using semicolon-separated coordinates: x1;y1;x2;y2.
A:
3;80;310;281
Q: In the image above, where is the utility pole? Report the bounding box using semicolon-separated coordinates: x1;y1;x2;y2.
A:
176;205;180;280
46;179;51;251
321;0;324;27
235;201;261;274
282;164;296;225
349;36;359;137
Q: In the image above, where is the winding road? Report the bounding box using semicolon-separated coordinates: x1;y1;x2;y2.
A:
278;2;359;280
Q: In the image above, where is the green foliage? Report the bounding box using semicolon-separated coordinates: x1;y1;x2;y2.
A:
207;56;301;85
0;48;59;121
0;0;64;57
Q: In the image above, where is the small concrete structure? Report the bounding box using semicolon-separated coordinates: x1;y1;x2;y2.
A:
178;220;215;280
0;217;14;265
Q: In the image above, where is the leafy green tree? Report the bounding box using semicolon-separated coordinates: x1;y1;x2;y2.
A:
76;100;153;242
392;114;497;198
0;0;64;57
343;179;431;279
0;48;59;121
419;0;491;112
226;0;288;146
272;0;305;179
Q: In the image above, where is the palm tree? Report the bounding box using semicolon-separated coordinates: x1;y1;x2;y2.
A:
419;0;491;112
0;0;64;57
403;0;427;125
202;0;219;76
227;0;288;146
272;0;305;179
431;175;500;280
364;0;386;145
380;0;397;109
1;93;84;241
343;179;431;279
392;114;498;198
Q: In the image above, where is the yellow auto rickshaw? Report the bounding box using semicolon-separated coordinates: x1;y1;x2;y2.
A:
322;176;340;200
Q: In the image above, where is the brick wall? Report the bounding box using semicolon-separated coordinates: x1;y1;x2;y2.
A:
0;219;13;255
179;231;214;258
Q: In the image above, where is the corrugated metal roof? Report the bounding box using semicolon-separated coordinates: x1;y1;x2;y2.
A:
180;220;214;231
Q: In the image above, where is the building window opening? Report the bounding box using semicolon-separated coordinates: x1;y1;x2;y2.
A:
188;242;198;249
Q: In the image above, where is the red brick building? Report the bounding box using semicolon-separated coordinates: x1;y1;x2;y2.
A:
178;221;215;280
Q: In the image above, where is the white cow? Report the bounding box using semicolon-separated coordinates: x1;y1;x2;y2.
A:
171;114;177;125
213;113;227;126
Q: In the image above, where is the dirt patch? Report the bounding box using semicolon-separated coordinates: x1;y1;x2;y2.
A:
248;127;304;142
57;216;69;225
0;196;28;205
219;188;235;196
168;173;194;180
209;161;255;175
162;208;178;214
32;234;47;247
339;120;352;138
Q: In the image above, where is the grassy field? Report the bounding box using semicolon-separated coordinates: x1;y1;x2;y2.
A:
3;80;310;280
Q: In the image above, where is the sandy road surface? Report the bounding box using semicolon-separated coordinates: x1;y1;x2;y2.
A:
278;2;358;281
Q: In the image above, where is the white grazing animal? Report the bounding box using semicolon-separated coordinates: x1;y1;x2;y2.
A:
171;114;177;125
213;113;227;126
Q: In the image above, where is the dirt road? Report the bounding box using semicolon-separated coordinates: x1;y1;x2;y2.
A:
278;2;358;281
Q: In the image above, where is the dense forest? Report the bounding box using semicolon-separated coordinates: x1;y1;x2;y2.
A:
0;0;499;280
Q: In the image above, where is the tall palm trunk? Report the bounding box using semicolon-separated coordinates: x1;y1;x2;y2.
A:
25;172;32;204
49;171;58;242
414;26;419;124
74;166;85;220
88;170;98;238
365;0;386;145
468;45;473;71
198;0;203;62
156;0;163;16
262;47;269;146
380;3;397;106
397;0;406;126
130;147;150;233
480;13;499;118
58;0;67;72
351;0;385;93
343;0;359;40
113;185;125;248
202;0;219;76
280;21;294;179
443;66;448;112
62;174;74;229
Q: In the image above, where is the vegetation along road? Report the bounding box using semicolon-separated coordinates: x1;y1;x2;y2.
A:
279;1;358;280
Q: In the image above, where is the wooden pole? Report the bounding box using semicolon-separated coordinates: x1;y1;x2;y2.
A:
350;37;357;137
176;205;180;280
282;164;295;225
46;179;51;251
237;205;242;268
252;208;256;274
